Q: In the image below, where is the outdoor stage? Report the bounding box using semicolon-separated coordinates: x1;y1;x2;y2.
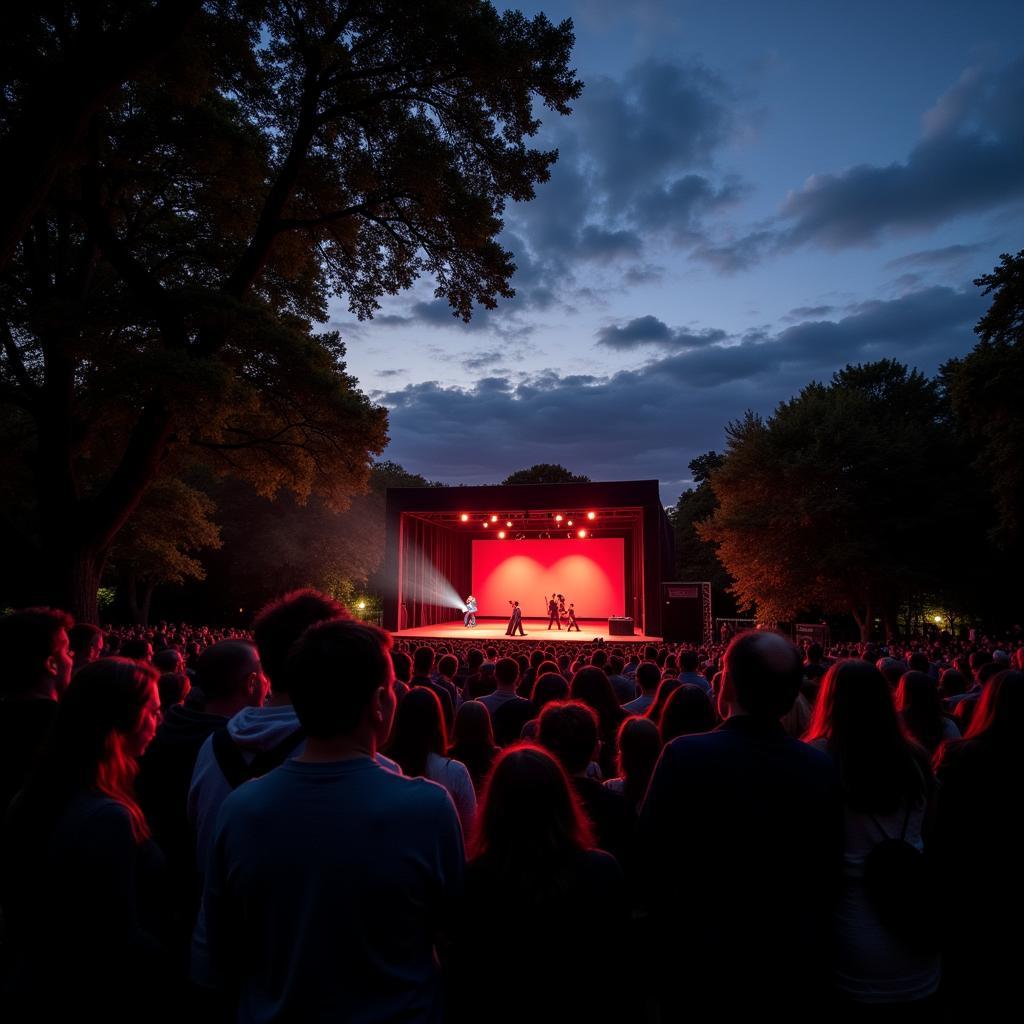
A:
393;618;662;644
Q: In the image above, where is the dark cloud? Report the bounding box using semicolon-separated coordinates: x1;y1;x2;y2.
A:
784;305;835;321
884;242;989;272
463;350;507;371
595;315;728;350
375;368;406;377
778;60;1024;249
379;285;984;503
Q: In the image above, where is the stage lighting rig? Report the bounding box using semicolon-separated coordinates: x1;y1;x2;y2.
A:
587;511;596;520
460;513;469;522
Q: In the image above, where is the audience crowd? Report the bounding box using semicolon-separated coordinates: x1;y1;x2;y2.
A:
0;596;1021;1022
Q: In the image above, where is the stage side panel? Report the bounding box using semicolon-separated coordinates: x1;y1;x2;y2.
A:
471;538;624;619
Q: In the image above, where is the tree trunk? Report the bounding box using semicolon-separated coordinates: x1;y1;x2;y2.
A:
42;544;106;623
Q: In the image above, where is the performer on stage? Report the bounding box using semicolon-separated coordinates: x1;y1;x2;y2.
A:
463;595;477;628
546;594;561;630
506;600;525;636
566;602;580;632
557;594;566;622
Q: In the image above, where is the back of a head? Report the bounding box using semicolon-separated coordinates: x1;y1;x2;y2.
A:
24;657;159;833
806;658;921;812
590;649;608;669
474;743;592;861
907;651;930;673
531;672;569;709
158;671;190;710
253;589;348;692
120;638;152;661
437;654;458;679
152;647;183;674
939;668;967;699
570;666;617;722
0;607;73;696
895;670;939;714
388;685;446;776
724;630;802;720
965;669;1024;742
391;650;413;684
660;683;716;744
195;640;261;701
635;661;661;694
495;657;519;689
451;699;496;749
679;649;699;673
875;657;907;688
287;618;391;739
616;715;661;779
468;648;484;670
538;700;598;775
413;646;435;676
68;623;104;661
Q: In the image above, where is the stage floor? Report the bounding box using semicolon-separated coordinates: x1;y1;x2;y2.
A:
393;618;661;643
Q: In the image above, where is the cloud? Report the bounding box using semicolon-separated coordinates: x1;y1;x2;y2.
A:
784;305;835;321
378;284;985;503
884;242;989;272
595;315;728;350
375;368;406;377
778;59;1024;249
463;350;507;371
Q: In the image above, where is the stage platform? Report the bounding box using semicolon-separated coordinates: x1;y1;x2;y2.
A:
393;618;661;644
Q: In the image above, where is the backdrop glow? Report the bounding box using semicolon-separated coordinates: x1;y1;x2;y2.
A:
471;538;625;618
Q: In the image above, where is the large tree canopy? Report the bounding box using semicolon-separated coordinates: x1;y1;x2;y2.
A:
501;463;591;485
0;1;582;619
942;250;1024;550
699;361;976;640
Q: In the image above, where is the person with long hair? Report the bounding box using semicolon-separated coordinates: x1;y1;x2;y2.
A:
895;670;960;755
570;666;626;779
447;700;500;792
1;657;167;1021
387;686;476;838
604;716;661;812
448;744;627;1024
933;670;1023;1016
803;658;939;1015
659;683;716;745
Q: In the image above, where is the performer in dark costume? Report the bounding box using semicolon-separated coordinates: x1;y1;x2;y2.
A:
463;596;477;628
566;603;580;632
546;595;561;630
506;601;525;636
557;594;566;624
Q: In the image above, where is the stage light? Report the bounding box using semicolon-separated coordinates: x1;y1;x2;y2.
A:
490;514;498;522
554;514;563;522
483;521;489;528
587;511;596;520
460;513;468;522
498;530;506;539
577;528;587;538
506;520;512;527
567;519;573;526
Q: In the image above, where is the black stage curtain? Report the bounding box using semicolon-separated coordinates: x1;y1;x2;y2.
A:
400;517;471;628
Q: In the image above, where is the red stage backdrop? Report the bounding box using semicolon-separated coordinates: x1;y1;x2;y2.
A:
471;539;625;619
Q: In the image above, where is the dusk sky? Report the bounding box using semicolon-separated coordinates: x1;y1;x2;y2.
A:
332;0;1024;506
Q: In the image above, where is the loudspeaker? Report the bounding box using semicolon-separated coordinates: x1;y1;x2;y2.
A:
608;617;634;636
662;583;706;643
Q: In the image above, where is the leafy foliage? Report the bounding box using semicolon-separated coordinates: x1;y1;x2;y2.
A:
941;250;1024;549
699;361;975;638
501;463;591;485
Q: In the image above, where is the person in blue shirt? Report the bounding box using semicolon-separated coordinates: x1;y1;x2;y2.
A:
203;618;465;1024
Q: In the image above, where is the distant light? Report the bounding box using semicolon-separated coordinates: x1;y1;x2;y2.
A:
567;519;573;526
498;530;506;539
587;511;596;520
357;601;366;610
460;513;469;522
506;520;512;527
933;615;942;624
554;514;563;522
491;514;498;522
577;529;587;538
483;521;489;528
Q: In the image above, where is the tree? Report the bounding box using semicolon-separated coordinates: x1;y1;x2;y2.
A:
107;476;222;624
941;250;1024;550
699;361;975;641
501;463;591;485
0;2;582;620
